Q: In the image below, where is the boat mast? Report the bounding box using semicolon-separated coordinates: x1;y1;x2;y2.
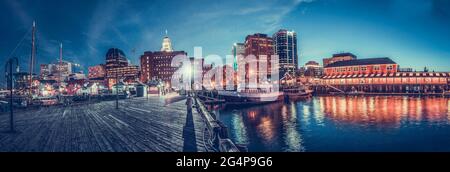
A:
29;21;36;97
59;43;63;94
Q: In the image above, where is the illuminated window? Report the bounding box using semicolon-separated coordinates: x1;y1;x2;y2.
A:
374;65;380;71
387;65;393;71
361;66;367;71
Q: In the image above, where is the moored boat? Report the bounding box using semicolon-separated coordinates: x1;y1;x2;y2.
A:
283;87;312;101
218;89;283;107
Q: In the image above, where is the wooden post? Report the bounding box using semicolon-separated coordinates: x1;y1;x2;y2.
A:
5;57;19;132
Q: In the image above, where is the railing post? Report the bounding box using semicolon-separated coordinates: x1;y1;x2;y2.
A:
212;127;221;150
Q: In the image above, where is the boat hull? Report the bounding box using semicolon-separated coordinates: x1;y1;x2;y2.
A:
217;91;283;108
284;93;311;101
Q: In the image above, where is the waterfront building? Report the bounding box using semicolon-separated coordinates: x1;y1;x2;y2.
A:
104;48;140;89
140;35;187;86
323;52;357;67
319;56;449;93
324;57;398;76
273;29;298;75
320;71;449;93
231;43;245;71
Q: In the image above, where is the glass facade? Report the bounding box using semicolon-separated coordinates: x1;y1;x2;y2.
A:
273;29;298;75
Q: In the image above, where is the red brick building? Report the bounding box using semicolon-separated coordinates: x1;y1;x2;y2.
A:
319;57;449;93
242;33;274;87
140;51;187;83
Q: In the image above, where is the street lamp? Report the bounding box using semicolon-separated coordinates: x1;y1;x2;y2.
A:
5;57;19;132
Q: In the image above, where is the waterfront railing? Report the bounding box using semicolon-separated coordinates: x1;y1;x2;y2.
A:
193;97;243;152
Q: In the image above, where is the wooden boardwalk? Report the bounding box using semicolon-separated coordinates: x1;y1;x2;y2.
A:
0;96;211;152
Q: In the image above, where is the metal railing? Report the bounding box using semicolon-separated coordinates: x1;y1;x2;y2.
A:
193;97;241;152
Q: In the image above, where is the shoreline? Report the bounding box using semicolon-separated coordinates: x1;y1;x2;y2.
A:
314;92;450;97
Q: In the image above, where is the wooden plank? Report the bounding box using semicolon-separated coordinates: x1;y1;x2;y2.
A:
0;97;212;152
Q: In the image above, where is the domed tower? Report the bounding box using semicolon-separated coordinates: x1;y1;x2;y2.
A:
105;48;128;68
161;30;173;52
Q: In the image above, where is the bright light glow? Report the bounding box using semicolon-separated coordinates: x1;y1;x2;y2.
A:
183;66;192;75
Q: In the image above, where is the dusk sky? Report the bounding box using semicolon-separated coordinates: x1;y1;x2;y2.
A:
1;0;450;81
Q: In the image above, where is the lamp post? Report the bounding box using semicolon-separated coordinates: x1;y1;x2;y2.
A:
191;59;194;97
5;57;19;132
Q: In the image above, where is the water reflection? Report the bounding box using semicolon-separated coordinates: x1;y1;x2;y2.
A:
230;110;249;144
320;96;449;128
218;96;450;152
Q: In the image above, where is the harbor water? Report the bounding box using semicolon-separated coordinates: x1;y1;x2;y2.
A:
216;96;450;152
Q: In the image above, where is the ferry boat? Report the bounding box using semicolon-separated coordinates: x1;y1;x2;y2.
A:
218;89;284;107
283;87;312;101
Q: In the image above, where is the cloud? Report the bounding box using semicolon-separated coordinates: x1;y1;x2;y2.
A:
5;0;32;27
4;0;58;70
189;0;314;33
260;0;315;32
85;0;125;58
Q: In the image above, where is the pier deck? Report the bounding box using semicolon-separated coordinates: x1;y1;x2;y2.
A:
0;96;211;152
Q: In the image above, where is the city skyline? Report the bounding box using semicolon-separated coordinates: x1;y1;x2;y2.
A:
1;0;450;82
1;0;450;156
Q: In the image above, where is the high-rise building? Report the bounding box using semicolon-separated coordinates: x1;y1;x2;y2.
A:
105;48;128;70
243;33;274;86
104;48;140;88
140;35;187;85
231;43;245;71
273;29;298;75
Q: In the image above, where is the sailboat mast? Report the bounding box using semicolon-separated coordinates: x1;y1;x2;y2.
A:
59;43;63;91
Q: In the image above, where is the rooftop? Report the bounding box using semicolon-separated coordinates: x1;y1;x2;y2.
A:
332;52;357;58
325;57;397;68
